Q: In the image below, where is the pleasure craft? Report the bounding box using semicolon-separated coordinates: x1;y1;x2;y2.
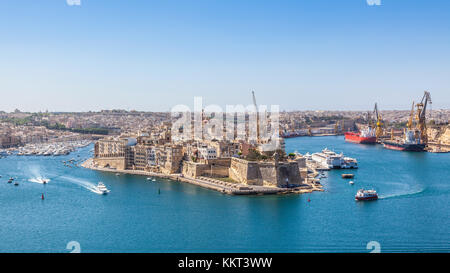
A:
97;182;110;195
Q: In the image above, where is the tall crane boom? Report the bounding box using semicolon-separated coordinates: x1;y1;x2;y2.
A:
407;101;415;130
252;90;260;143
373;103;379;120
416;91;432;144
419;91;432;120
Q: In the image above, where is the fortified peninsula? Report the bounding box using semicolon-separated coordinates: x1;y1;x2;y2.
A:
81;106;323;195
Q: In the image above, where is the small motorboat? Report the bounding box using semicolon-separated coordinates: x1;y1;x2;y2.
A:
7;179;13;184
97;182;110;195
349;181;354;185
355;189;378;201
115;173;120;176
147;177;152;181
14;182;19;186
152;178;156;182
342;174;354;179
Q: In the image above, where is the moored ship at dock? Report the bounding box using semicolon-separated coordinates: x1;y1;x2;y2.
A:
311;148;358;169
345;128;377;144
382;130;425;152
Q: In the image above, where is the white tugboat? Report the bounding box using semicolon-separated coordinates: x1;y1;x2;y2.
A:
97;182;110;195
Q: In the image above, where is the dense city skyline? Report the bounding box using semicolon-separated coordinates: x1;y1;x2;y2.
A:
1;0;450;112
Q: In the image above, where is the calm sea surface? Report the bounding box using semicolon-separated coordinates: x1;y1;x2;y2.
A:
0;136;449;253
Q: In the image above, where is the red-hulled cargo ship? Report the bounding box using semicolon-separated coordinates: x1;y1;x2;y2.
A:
345;128;376;144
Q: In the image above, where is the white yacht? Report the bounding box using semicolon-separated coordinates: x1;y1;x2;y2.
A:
97;182;110;195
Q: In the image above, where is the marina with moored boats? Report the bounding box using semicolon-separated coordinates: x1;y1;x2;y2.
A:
12;140;91;157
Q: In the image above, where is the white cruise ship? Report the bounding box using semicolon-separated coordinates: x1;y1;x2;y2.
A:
312;148;358;169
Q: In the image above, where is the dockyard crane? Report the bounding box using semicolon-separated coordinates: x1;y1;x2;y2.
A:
415;91;432;144
252;90;261;143
373;103;384;139
334;121;340;134
407;101;415;130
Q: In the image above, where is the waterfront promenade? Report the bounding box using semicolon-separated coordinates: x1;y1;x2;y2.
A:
81;159;323;195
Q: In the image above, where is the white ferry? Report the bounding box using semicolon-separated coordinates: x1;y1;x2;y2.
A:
312;148;358;169
355;189;378;201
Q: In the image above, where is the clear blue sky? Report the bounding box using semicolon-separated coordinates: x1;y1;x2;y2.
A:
0;0;449;112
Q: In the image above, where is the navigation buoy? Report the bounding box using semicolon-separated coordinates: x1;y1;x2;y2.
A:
41;194;44;200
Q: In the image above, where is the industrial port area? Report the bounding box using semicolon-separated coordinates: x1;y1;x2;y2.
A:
283;91;450;153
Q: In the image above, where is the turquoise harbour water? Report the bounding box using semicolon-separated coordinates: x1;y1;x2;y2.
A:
0;136;449;253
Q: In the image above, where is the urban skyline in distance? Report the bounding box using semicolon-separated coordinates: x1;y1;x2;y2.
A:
1;0;450;112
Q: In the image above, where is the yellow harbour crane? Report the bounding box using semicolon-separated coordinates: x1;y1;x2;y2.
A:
334;121;340;134
415;91;432;144
407;101;415;130
373;103;384;139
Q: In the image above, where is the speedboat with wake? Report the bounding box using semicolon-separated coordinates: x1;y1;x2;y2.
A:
36;177;50;184
97;182;110;195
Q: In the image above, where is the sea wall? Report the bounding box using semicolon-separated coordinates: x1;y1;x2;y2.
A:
93;157;126;170
182;158;231;178
229;158;304;187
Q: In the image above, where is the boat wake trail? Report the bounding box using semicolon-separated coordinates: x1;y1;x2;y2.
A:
378;181;425;200
60;176;102;194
